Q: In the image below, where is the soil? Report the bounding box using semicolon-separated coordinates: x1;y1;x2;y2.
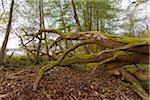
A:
0;66;142;100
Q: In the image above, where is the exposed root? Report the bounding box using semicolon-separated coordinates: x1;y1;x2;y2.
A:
115;68;149;100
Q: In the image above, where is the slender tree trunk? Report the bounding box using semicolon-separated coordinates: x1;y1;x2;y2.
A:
89;2;92;31
129;18;135;36
96;9;99;31
58;1;69;49
100;19;105;32
71;0;89;53
0;0;14;64
36;0;43;64
71;0;82;31
85;1;92;31
58;2;67;32
82;1;87;31
40;0;51;60
86;1;90;31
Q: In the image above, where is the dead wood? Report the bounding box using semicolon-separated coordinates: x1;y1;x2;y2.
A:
18;28;149;97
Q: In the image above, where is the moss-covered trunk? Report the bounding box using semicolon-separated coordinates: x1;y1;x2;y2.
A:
19;29;149;99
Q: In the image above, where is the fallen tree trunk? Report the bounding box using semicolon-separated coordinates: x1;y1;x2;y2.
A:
21;29;149;99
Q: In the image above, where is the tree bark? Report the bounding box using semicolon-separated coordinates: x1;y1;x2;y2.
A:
71;0;82;31
0;0;14;64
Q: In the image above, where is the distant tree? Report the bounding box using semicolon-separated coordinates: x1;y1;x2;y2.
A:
121;0;150;37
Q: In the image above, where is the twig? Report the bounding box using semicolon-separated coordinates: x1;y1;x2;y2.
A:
0;88;21;99
115;87;130;100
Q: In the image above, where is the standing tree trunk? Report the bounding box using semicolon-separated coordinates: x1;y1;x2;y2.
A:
58;1;67;32
71;0;90;53
71;0;82;31
0;0;14;64
100;19;105;32
40;0;51;60
58;1;69;49
36;0;45;64
89;2;92;31
96;8;99;31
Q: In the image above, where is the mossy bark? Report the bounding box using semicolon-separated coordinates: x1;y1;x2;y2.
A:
31;29;149;99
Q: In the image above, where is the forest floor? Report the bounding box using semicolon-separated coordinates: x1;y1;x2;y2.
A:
0;66;143;100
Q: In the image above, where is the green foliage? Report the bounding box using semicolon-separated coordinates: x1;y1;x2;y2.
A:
10;54;33;67
140;80;149;91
